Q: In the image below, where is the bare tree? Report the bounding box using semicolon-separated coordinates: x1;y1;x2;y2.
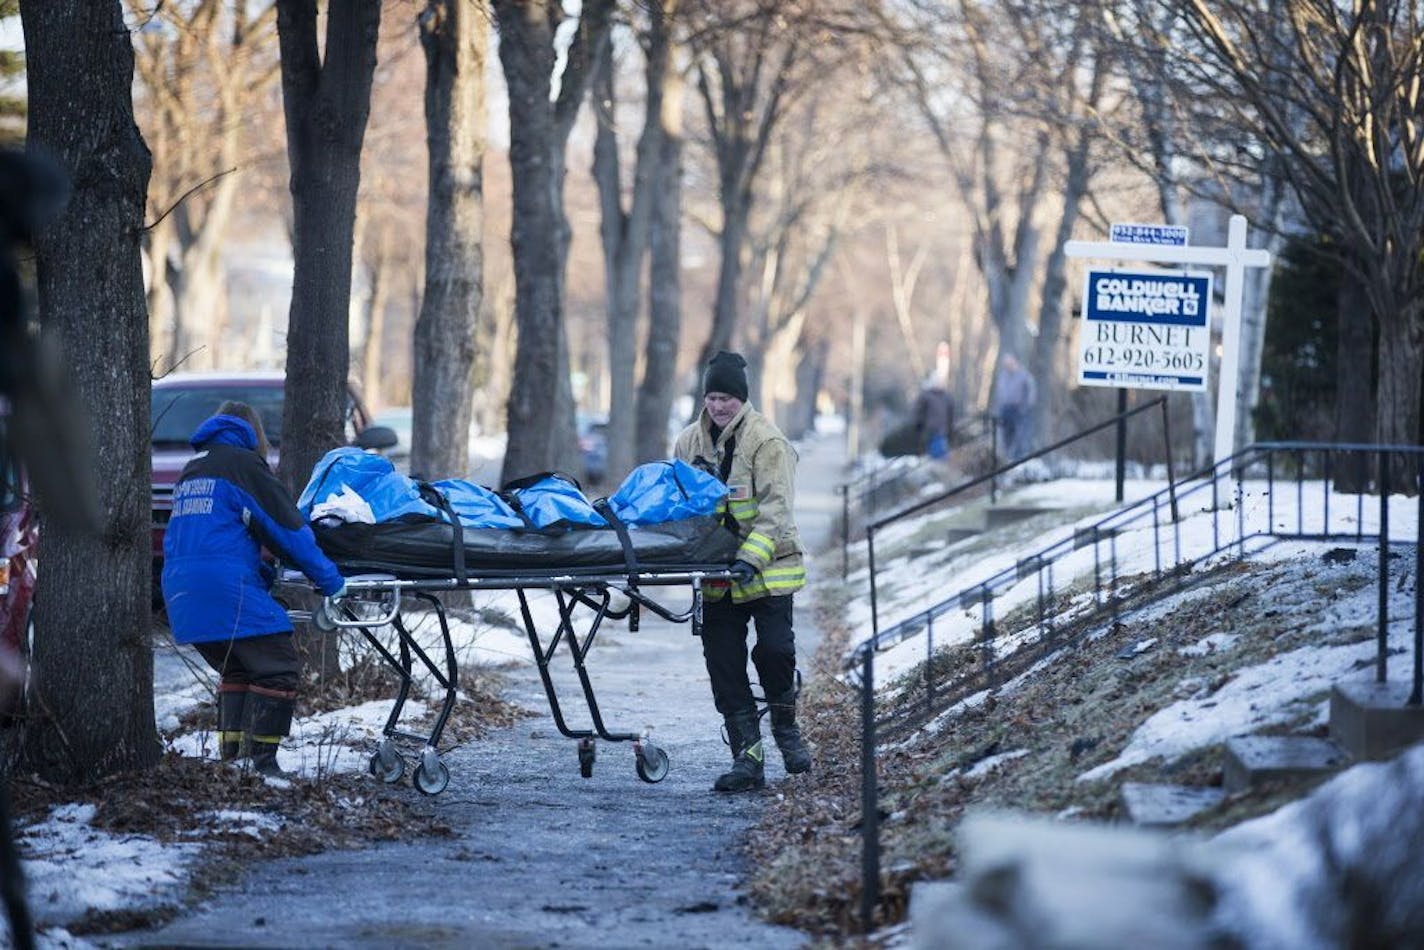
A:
897;0;1051;369
20;0;159;782
1171;0;1424;480
131;1;280;374
688;2;798;377
739;89;868;427
1022;1;1112;446
352;18;428;413
634;30;688;462
493;0;613;484
274;0;381;493
410;0;489;480
591;0;678;481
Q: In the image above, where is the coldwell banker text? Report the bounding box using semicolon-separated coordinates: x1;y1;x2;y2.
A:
1093;275;1201;317
1078;269;1214;393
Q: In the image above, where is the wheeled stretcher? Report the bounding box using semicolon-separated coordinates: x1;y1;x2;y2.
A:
293;565;734;796
288;454;744;795
286;507;740;796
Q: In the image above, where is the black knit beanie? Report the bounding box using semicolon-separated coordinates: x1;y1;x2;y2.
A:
702;350;749;401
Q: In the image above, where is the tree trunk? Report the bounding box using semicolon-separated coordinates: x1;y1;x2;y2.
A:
700;201;747;380
783;339;825;441
20;0;160;783
360;240;392;410
634;39;685;464
1374;312;1422;493
1334;271;1374;492
274;0;380;494
144;216;177;370
412;0;487;481
593;6;670;483
1031;45;1104;449
494;0;610;484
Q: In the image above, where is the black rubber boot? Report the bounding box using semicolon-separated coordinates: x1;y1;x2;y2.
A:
769;689;812;775
245;690;296;778
217;685;248;762
714;710;765;792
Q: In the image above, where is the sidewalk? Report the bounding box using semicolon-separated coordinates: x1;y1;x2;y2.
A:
112;431;849;949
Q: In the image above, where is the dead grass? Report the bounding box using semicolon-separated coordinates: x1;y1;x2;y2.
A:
745;552;1376;939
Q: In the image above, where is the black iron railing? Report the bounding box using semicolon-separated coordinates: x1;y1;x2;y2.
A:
864;396;1176;642
846;442;1424;933
837;413;997;578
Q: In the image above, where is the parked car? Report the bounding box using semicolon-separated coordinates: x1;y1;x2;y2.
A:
0;409;37;706
150;371;377;574
577;412;608;487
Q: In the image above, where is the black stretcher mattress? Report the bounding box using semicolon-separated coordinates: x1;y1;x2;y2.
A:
313;513;741;580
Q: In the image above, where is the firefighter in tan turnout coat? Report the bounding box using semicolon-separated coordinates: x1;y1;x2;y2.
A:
674;351;813;792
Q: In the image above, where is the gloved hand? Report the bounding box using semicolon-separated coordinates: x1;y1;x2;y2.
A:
727;560;757;585
329;580;348;600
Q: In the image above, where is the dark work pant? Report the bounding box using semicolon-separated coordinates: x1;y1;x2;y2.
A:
195;632;300;696
700;594;797;717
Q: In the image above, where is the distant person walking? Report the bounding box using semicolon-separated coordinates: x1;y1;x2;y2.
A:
993;353;1037;461
912;375;955;461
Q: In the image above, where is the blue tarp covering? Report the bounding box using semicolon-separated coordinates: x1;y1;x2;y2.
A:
301;449;728;532
606;459;726;525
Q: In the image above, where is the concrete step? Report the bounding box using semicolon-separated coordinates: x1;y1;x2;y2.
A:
1120;782;1226;828
1330;680;1424;761
944;527;981;546
1222;735;1349;793
983;505;1050;529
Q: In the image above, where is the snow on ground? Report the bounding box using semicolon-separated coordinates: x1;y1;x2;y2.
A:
7;582;563;949
7;464;1423;948
19;803;199;925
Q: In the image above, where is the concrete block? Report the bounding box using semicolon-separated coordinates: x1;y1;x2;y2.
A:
910;811;1219;950
1222;735;1348;793
945;527;981;545
1120;782;1226;828
1330;680;1424;761
983;506;1048;529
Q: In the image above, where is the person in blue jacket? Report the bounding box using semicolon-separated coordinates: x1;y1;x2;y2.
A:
161;401;345;776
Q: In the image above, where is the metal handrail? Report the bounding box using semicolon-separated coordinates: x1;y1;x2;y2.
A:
864;396;1175;643
838;413;997;579
849;441;1424;934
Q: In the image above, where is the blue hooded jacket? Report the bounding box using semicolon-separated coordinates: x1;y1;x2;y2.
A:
161;414;344;644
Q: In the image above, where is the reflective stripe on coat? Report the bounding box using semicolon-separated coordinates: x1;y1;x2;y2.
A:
674;403;805;603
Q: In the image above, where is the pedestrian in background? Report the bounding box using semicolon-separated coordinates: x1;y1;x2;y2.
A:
674;351;813;792
161;401;346;776
912;373;955;461
993;353;1038;460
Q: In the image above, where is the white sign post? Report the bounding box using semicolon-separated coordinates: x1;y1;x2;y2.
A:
1065;215;1272;470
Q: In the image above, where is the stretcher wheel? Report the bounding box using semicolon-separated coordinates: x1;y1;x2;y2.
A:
578;738;596;779
412;759;450;796
635;742;669;784
368;747;404;784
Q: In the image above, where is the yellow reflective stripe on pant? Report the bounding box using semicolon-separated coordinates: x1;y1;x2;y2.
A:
730;565;806;602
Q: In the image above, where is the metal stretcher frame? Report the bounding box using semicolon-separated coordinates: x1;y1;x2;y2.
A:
290;566;733;796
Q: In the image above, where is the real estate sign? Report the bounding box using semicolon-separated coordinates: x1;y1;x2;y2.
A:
1077;268;1213;392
